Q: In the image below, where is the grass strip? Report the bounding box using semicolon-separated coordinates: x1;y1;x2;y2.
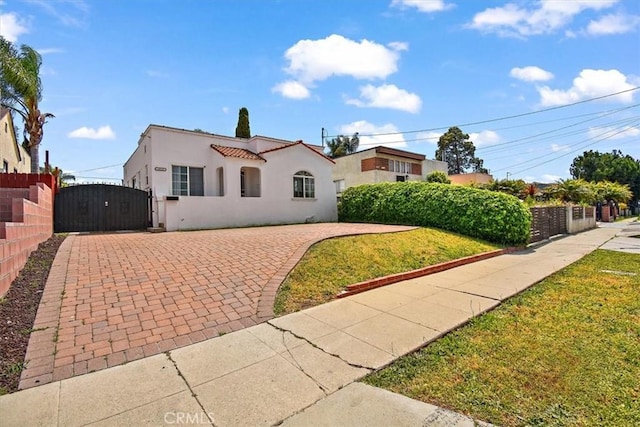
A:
273;227;500;315
364;249;640;427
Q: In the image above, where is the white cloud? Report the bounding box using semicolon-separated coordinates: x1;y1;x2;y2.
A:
586;13;640;35
68;126;116;140
345;84;422;113
588;124;640;140
540;174;563;183
551;143;570;152
222;107;229;114
537;69;636;106
390;0;453;13
510;66;554;82
25;0;89;27
416;131;442;144
271;80;311;99
468;0;618;37
282;34;405;85
339;120;407;149
387;41;409;51
469;130;501;146
0;12;29;42
37;47;64;55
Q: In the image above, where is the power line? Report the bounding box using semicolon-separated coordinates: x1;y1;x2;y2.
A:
74;164;122;173
325;87;640;139
497;118;640;176
480;114;640;159
478;105;640;154
352;105;640;150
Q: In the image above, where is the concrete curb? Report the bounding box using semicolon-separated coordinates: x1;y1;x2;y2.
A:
336;247;520;298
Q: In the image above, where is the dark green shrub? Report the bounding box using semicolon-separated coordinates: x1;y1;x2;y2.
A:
338;182;532;245
425;171;451;184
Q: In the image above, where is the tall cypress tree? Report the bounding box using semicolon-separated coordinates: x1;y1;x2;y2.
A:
235;107;251;139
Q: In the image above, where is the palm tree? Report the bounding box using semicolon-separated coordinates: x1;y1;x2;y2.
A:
593;181;632;203
543;178;595;204
0;37;54;173
325;133;359;159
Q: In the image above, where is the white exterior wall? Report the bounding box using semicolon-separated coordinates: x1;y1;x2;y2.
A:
123;126;337;231
0;112;30;173
423;159;448;175
566;205;596;234
332;149;448;193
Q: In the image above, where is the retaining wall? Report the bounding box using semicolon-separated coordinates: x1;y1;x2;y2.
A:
0;183;53;296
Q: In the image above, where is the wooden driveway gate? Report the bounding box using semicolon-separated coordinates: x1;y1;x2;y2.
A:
54;184;149;232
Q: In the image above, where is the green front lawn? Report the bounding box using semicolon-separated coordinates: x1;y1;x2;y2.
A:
273;227;501;315
364;249;640;427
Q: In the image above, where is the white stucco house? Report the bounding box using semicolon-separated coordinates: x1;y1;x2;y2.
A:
123;125;337;231
332;146;448;195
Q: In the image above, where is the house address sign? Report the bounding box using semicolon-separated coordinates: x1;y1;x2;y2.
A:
154;167;167;171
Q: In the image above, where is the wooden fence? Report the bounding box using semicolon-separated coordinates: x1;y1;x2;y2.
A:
530;206;567;243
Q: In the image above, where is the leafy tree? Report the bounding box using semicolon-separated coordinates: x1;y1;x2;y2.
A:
481;179;527;198
542;179;595;204
592;181;632;203
325;137;346;158
0;37;54;173
235;107;251;138
425;171;451;184
325;133;359;159
435;127;485;174
40;165;75;187
570;150;640;204
470;157;489;174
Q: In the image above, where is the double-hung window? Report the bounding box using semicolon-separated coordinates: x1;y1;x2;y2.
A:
293;171;315;199
172;165;204;196
389;159;412;174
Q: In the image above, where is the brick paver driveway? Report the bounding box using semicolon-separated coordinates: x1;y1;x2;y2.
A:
20;223;414;388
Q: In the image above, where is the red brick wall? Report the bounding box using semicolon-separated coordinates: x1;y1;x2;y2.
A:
0;183;53;296
361;157;376;172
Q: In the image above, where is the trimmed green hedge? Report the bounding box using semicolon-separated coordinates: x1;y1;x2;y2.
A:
338;182;532;245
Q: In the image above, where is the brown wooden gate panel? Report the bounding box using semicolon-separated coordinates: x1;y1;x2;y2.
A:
530;206;567;243
54;184;149;232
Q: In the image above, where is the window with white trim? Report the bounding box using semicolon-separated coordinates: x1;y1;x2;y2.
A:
293;171;315;199
172;165;204;196
334;179;345;193
389;159;413;174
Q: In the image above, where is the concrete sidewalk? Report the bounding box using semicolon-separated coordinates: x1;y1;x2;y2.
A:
0;225;624;426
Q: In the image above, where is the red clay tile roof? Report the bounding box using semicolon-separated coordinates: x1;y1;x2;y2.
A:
259;141;335;164
210;144;265;161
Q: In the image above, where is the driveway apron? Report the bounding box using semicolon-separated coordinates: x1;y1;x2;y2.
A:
19;223;414;388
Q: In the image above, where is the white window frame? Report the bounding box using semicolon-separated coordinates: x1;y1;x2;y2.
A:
293;171;315;199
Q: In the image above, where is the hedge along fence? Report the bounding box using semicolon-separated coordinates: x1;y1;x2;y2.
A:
338;182;532;245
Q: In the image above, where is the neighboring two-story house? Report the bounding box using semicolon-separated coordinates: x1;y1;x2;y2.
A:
331;146;447;195
123;125;337;231
0;108;30;174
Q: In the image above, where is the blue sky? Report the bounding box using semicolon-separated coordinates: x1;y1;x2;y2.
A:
1;0;639;183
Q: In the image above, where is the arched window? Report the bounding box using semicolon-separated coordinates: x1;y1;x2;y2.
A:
293;171;315;199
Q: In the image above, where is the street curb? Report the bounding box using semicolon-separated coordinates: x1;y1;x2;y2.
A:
336;247;520;298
